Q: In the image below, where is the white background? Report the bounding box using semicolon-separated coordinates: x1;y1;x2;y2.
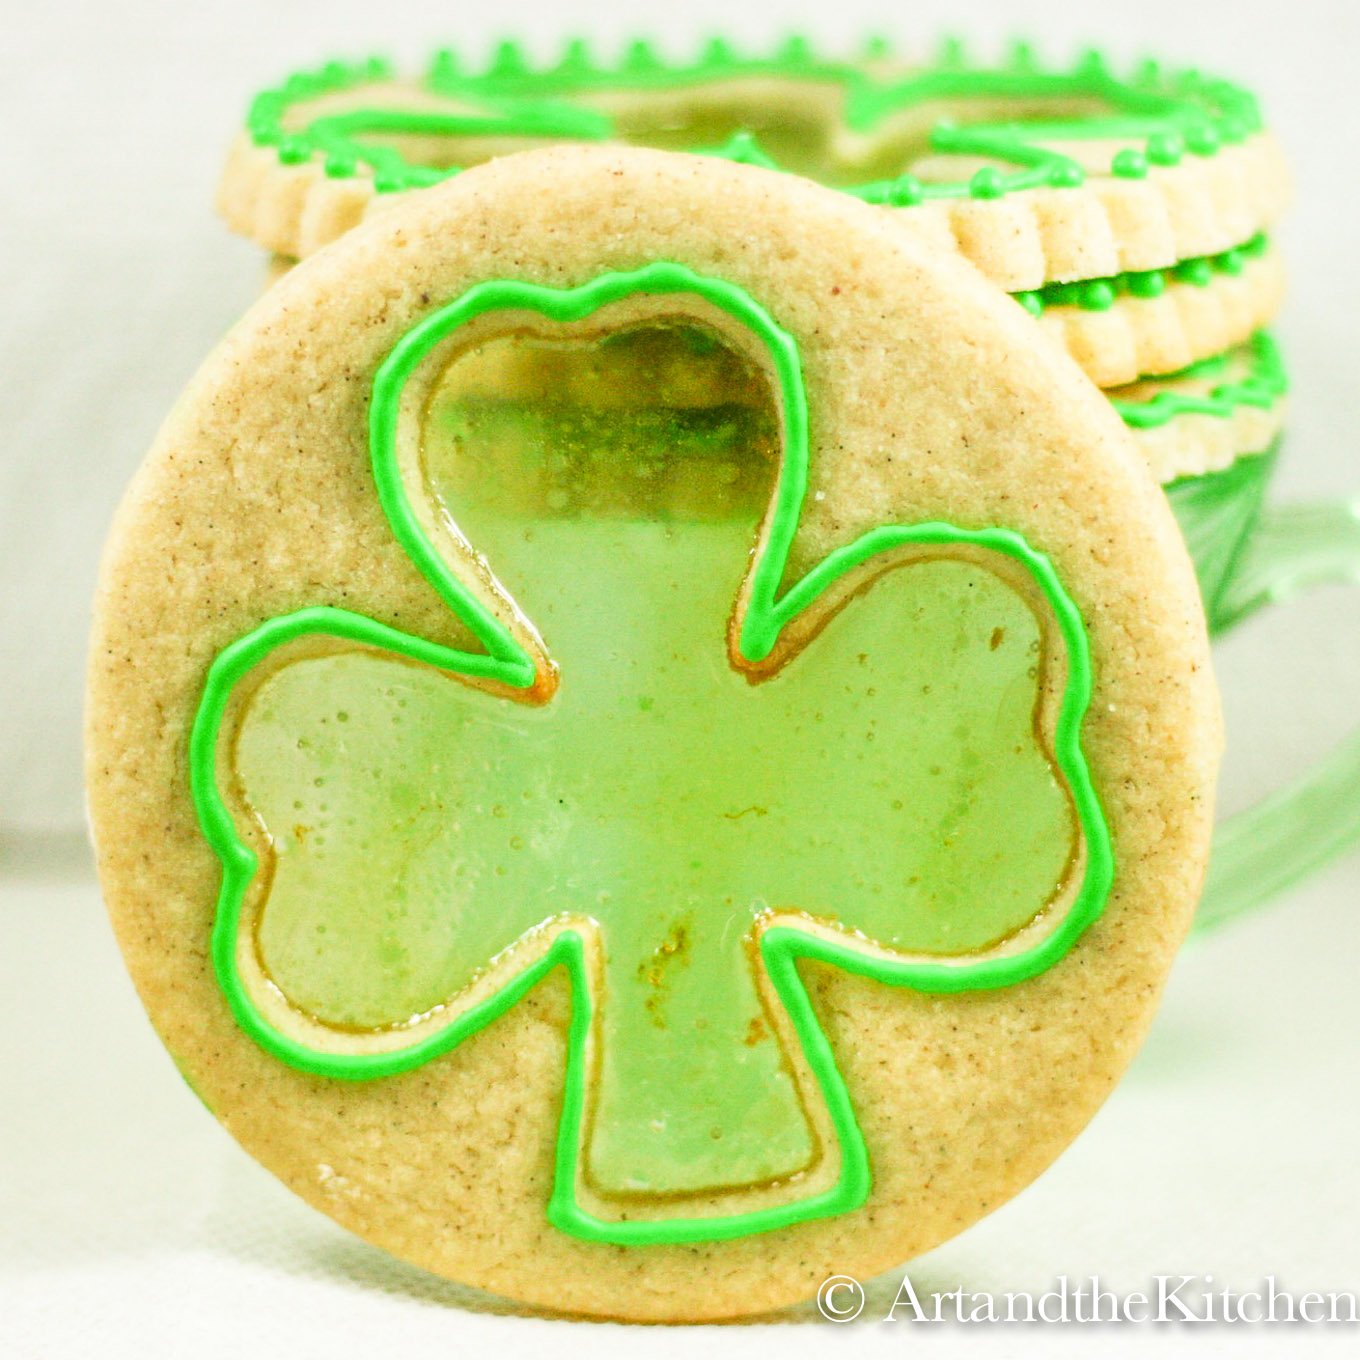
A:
2;0;1358;1355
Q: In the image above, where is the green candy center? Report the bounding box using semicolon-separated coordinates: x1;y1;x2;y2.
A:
233;321;1076;1199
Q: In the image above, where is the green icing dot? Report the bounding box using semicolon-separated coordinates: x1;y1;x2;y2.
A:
488;39;527;77
937;35;967;66
1186;124;1220;155
1146;131;1184;165
1111;147;1148;179
969;166;1005;199
1175;257;1216;287
1126;269;1166;298
703;36;737;65
888;174;924;206
1078;279;1116;311
624;39;660;71
276;136;311;166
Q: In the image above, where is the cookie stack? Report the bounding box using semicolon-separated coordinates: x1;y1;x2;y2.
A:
217;37;1290;622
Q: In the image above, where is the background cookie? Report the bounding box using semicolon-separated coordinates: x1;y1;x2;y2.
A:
90;145;1218;1320
1030;238;1284;386
1112;331;1287;482
220;41;1288;388
219;40;1288;295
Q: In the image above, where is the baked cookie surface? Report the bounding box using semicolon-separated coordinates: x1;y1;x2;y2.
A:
91;145;1219;1320
1113;331;1286;482
1029;238;1284;386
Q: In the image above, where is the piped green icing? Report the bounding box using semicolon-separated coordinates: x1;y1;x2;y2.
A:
191;263;1113;1245
1111;330;1286;430
242;39;1263;203
1015;232;1269;318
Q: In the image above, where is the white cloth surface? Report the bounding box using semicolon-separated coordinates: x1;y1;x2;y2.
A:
3;0;1359;1354
2;857;1357;1357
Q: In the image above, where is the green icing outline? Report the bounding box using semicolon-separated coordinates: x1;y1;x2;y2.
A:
1111;330;1287;430
190;262;1114;1245
1016;232;1270;318
244;38;1261;203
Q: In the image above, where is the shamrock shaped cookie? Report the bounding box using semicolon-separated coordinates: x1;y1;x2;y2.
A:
90;145;1219;1319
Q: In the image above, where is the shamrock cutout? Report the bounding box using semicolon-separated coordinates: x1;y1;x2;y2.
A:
192;263;1112;1244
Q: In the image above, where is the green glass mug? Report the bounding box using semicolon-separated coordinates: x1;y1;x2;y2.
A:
1162;443;1360;926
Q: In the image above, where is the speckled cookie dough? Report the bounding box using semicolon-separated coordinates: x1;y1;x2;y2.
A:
1030;241;1284;386
1113;332;1287;483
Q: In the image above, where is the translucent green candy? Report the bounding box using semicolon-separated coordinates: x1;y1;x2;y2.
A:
234;323;1075;1196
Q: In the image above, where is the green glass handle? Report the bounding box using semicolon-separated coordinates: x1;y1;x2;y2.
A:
1196;498;1360;929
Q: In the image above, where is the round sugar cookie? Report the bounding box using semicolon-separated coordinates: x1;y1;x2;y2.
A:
89;144;1219;1322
